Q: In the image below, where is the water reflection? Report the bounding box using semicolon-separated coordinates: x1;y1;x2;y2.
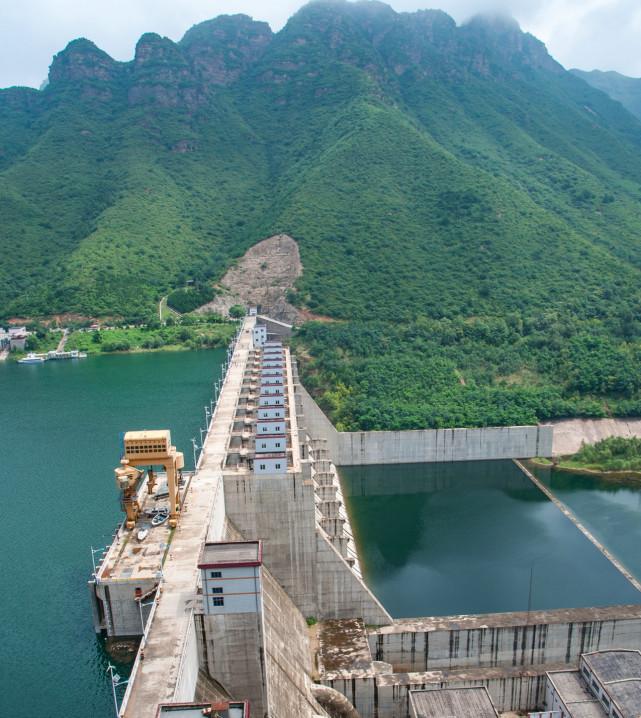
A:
532;464;641;583
340;461;641;617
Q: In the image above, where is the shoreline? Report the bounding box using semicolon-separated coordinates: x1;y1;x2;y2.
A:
529;457;641;482
7;343;227;363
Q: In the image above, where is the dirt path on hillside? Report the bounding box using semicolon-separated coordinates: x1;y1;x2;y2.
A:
196;234;303;323
547;417;641;456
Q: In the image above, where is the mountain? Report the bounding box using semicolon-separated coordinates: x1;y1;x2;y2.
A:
4;0;641;429
571;68;641;121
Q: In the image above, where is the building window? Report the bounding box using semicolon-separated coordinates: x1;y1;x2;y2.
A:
275;463;281;469
275;426;281;431
259;464;266;470
213;597;225;607
212;587;223;594
275;443;281;448
261;443;267;448
210;571;222;579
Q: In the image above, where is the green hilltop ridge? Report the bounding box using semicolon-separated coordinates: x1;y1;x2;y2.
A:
571;68;641;121
4;0;641;428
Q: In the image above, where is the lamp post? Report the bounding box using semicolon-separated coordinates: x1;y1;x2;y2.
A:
106;663;128;718
136;597;155;637
191;437;199;469
204;405;211;428
90;545;107;575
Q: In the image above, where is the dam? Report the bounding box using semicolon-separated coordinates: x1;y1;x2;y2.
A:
88;315;641;718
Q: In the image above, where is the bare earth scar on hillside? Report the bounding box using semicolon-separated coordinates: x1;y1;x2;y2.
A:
196;234;302;323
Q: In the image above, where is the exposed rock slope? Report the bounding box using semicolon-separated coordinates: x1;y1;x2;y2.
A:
197;235;302;323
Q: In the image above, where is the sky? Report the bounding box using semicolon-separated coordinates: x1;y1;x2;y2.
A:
2;0;641;89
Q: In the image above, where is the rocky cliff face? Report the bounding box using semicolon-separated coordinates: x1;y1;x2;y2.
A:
38;2;564;108
180;14;273;86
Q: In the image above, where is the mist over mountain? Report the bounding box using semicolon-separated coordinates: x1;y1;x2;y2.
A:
4;0;641;429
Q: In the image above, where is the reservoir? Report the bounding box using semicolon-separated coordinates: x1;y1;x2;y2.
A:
0;349;225;718
340;460;641;618
531;462;641;583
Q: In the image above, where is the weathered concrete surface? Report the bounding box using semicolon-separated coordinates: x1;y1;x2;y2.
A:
197;561;329;717
337;425;552;465
260;567;328;717
324;663;554;717
368;605;641;673
121;318;254;718
321;606;641;716
548;417;641;456
298;382;552;465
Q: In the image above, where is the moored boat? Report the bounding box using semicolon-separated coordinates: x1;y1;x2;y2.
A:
151;510;169;527
136;527;150;541
18;352;45;364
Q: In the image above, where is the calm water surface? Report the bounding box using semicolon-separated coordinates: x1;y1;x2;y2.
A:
532;463;641;582
0;350;224;718
340;461;641;617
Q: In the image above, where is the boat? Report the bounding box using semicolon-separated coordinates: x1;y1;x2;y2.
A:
151;510;169;527
18;352;45;364
136;527;150;541
46;349;88;360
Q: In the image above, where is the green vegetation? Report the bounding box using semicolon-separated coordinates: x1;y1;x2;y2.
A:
65;318;234;354
294;319;641;430
572;69;641;121
228;305;246;319
166;285;215;313
5;3;641;428
561;437;641;473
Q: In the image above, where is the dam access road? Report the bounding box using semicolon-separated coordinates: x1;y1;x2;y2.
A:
120;316;255;717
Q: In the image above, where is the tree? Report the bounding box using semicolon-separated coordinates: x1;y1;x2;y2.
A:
229;305;246;319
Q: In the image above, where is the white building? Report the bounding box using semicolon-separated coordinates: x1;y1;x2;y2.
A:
258;406;286;420
254;453;287;475
252;324;267;348
198;541;262;615
256;418;286;434
259;394;285;407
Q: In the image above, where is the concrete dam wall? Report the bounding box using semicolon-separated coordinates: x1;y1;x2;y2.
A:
298;382;553;465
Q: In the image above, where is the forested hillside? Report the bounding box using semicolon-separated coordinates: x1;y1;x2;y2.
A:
4;0;641;428
572;68;641;121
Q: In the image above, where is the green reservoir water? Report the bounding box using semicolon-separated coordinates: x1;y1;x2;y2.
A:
0;350;224;718
340;461;641;618
531;463;641;583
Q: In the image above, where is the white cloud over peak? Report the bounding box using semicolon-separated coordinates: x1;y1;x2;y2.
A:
1;0;640;89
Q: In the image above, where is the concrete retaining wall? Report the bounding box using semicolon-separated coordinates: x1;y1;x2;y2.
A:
339;425;553;465
325;668;548;717
316;532;391;626
173;612;200;703
368;606;641;673
296;383;553;465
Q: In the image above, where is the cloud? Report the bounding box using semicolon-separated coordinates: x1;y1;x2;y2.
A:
1;0;640;89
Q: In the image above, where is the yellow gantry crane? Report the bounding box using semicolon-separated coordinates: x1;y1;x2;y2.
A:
114;430;185;529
